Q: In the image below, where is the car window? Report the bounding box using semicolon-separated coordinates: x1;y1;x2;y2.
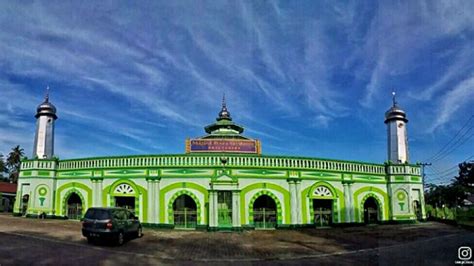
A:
85;209;110;220
113;210;128;220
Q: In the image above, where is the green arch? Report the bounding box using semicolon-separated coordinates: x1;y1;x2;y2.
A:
55;182;93;216
301;181;345;224
353;186;389;222
102;179;148;221
359;193;382;223
160;182;208;224
63;189;86;219
248;190;283;225
240;183;291;225
167;190;202;225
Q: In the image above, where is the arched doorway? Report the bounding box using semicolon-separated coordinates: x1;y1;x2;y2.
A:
173;194;197;229
21;194;29;216
113;183;136;213
363;197;379;224
313;199;333;227
67;192;83;220
413;200;422;220
253;195;277;229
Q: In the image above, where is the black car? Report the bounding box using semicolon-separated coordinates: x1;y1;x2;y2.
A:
82;207;143;245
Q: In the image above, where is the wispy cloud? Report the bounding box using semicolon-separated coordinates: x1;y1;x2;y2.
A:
429;75;474;132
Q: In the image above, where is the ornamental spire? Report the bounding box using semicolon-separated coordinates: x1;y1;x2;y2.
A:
392;90;397;107
217;93;231;121
45;86;50;103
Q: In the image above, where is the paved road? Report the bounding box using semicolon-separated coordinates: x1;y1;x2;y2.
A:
0;214;472;265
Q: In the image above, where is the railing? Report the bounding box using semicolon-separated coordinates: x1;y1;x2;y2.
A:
20;155;420;176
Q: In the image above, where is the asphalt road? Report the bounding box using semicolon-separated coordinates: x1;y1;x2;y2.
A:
0;214;472;265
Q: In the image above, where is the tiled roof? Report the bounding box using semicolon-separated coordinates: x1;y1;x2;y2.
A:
0;182;17;194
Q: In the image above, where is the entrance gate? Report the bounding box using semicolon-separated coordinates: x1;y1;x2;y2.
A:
115;196;135;212
217;191;232;227
363;197;379;224
253;195;277;229
173;194;197;229
21;194;29;216
313;199;333;227
413;200;422;220
67;193;83;220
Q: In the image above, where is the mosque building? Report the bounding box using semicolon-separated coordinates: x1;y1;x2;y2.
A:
14;92;425;229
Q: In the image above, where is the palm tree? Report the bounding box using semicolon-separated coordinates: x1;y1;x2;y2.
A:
6;145;24;183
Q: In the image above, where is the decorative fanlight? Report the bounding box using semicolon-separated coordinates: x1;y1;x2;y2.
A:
114;184;134;194
313;186;332;197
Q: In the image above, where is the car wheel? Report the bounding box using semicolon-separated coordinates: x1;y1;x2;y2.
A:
87;237;94;244
137;226;143;238
117;232;124;246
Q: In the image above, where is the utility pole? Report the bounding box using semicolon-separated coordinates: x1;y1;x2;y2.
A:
418;162;432;188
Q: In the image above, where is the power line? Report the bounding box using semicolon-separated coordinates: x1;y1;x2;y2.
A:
431;125;474;163
425;114;474;162
424;155;474;185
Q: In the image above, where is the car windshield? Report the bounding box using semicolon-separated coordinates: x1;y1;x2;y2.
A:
84;209;111;220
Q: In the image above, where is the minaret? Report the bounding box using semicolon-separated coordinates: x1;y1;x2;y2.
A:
33;87;58;159
384;92;409;164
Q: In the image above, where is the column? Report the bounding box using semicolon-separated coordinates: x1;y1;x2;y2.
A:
154;180;161;224
232;191;241;227
92;178;103;207
348;183;355;222
289;180;298;225
146;179;154;224
295;181;302;225
343;183;351;223
209;191;217;227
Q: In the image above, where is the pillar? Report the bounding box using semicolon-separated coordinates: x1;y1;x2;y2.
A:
92;178;103;207
154;180;160;224
146;179;154;224
295;181;302;225
289;180;298;225
209;191;218;227
343;183;351;223
232;190;241;227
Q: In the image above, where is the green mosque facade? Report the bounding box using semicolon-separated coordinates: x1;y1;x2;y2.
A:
14;94;426;229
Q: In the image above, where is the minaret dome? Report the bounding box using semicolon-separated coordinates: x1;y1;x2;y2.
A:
33;87;57;159
384;92;409;164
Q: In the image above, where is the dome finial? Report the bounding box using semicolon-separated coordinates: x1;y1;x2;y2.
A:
217;93;231;121
392;90;397;107
45;86;50;103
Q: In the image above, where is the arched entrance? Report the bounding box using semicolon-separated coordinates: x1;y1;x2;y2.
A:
67;192;83;220
173;194;197;229
253;195;277;229
313;199;333;227
113;183;136;213
21;194;29;216
311;185;335;227
413;200;422;220
363;197;379;224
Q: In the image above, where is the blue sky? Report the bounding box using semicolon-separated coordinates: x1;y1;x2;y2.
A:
0;1;473;185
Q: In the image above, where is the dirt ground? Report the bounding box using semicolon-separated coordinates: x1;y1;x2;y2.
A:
0;214;472;265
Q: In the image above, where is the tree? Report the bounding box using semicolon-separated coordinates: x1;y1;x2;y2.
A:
454;161;474;188
425;161;474;208
0;153;7;181
6;145;24;183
